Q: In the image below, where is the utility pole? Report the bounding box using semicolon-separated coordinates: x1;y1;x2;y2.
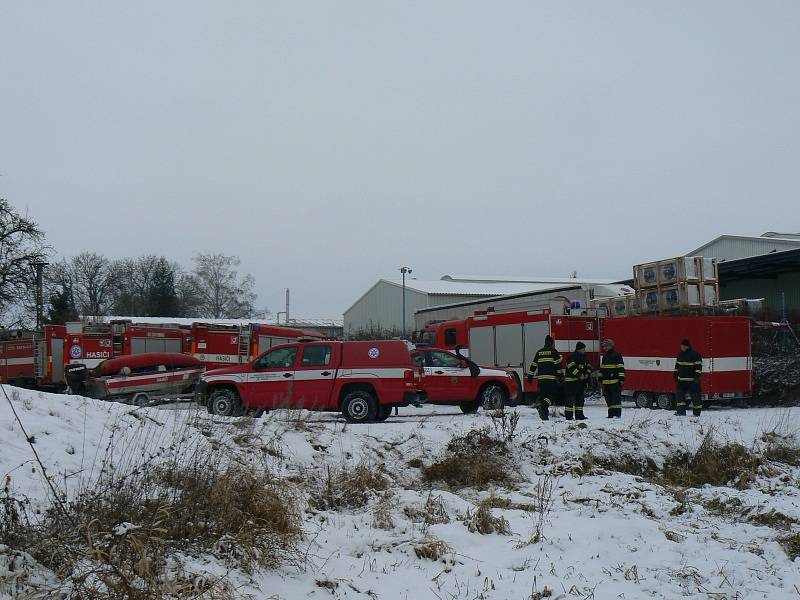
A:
400;266;412;339
33;260;48;330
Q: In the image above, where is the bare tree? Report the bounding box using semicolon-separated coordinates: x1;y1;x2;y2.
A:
0;199;48;327
66;252;118;317
189;253;257;319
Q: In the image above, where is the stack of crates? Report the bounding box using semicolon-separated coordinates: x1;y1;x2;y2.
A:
590;294;639;318
633;256;719;314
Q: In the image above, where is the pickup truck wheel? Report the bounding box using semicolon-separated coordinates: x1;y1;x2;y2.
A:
480;383;507;410
459;401;479;414
342;390;378;423
375;405;392;422
209;388;243;417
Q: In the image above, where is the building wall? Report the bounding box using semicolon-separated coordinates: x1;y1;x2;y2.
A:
343;282;430;335
720;270;800;318
696;238;800;261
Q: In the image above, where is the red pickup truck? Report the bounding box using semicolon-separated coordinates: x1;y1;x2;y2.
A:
418;347;519;413
195;339;426;423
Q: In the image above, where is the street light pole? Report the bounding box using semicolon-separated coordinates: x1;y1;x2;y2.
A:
33;260;49;330
400;266;412;339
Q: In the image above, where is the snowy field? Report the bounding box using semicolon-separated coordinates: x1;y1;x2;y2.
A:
1;385;799;599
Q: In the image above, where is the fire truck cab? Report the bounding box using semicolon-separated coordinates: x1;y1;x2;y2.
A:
196;339;426;423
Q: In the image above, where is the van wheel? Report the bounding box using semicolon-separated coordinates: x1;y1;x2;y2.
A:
342;390;378;423
634;392;653;409
459;401;479;414
375;405;392;422
209;388;243;417
480;384;507;410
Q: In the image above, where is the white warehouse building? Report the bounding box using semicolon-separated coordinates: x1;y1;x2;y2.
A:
343;275;631;337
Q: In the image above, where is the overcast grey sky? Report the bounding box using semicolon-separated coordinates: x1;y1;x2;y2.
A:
1;2;798;317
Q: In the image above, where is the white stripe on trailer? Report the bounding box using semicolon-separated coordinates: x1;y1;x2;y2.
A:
624;356;750;372
105;368;204;385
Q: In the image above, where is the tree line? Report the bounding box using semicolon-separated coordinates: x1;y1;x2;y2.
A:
0;199;262;328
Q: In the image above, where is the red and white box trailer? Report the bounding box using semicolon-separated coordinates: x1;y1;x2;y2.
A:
600;316;752;409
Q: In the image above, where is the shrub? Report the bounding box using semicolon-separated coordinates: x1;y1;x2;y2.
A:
779;532;800;561
413;536;452;561
661;434;762;489
461;503;510;535
0;451;302;599
310;462;388;510
422;428;514;488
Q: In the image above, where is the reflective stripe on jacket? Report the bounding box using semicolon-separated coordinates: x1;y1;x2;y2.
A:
600;349;625;385
528;347;562;381
674;348;702;383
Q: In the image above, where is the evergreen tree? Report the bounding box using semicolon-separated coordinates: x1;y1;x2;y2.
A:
146;257;179;317
46;284;78;324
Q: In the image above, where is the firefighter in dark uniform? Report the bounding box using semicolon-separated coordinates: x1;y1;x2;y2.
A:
600;338;625;418
564;341;591;420
674;338;703;416
527;335;561;421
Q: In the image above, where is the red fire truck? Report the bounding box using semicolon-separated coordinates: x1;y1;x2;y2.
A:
419;309;762;408
1;319;323;392
1;325;68;390
190;322;324;369
418;308;600;402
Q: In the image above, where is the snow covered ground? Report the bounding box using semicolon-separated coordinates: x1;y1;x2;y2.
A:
1;385;799;599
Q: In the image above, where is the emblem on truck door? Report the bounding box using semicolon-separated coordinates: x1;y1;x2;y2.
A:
368;347;380;359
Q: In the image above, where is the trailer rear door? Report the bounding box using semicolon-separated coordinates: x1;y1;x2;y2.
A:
706;318;751;397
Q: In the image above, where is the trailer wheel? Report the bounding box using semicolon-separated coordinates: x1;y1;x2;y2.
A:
480;383;507;410
634;392;653;409
656;393;674;410
131;392;150;406
209;388;243;417
342;390;378;423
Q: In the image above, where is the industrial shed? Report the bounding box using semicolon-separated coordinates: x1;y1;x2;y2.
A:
687;233;800;262
344;275;631;336
343;279;559;336
717;248;800;320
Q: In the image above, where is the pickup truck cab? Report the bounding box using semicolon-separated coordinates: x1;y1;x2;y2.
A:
195;339;425;423
417;347;518;413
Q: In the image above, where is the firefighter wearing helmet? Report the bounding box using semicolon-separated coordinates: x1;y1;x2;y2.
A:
564;341;592;420
674;338;703;416
600;338;625;418
527;335;561;421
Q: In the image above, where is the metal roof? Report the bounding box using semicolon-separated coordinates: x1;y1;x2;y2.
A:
86;315;344;327
687;234;800;257
442;274;622;285
384;279;568;296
